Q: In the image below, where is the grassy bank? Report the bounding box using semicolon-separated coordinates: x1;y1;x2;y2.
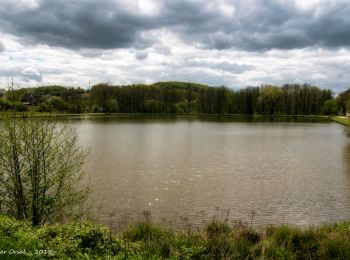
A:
1;215;350;259
332;116;350;126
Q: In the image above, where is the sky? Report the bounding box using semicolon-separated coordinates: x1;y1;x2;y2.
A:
0;0;350;92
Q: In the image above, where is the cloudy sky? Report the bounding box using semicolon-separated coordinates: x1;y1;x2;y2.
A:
1;0;350;92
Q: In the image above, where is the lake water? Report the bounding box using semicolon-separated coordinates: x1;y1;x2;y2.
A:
66;116;350;229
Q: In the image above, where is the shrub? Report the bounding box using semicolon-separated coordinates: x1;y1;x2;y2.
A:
122;222;171;242
0;215;121;259
320;235;350;259
37;222;120;258
205;221;232;238
0;116;89;226
91;105;101;113
0;99;11;110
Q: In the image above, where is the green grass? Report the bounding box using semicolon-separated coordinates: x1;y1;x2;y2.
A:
1;215;350;259
332;116;350;126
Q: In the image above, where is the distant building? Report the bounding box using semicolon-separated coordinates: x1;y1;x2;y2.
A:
21;92;41;105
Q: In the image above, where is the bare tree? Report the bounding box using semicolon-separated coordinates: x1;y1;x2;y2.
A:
0;115;89;225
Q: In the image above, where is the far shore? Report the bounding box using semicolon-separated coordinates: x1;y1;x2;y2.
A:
0;111;332;120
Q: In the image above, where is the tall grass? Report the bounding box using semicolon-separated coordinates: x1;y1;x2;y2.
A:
1;214;350;259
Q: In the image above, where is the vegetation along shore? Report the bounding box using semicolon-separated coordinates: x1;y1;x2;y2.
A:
332;116;350;126
1;214;350;259
1;81;349;116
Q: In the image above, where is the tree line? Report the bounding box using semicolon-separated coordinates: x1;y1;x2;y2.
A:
0;81;346;115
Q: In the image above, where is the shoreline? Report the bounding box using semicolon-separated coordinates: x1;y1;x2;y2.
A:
0;111;331;120
332;116;350;126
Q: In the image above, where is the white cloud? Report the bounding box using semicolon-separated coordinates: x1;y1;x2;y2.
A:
218;0;236;18
1;0;39;9
0;41;4;52
294;0;325;10
22;67;40;76
1;32;350;93
138;0;161;15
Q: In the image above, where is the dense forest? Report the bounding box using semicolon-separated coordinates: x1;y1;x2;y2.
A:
0;81;346;115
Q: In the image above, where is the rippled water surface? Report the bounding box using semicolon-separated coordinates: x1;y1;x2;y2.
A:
66;116;350;228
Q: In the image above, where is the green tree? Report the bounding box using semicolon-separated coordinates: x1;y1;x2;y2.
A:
0;116;89;225
322;99;338;115
106;99;118;113
258;86;283;115
90;84;113;112
336;89;350;115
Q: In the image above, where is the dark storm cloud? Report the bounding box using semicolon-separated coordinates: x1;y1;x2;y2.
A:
0;0;154;50
169;0;350;51
0;0;350;51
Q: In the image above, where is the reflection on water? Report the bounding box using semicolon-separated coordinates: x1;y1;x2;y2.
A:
64;116;350;228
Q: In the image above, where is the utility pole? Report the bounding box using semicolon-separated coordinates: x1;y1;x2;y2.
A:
7;77;23;117
8;77;20;101
9;77;15;101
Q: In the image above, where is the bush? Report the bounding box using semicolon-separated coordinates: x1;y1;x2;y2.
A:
0;116;89;226
10;101;28;112
37;222;120;258
0;99;11;110
123;222;171;242
122;222;174;258
0;215;121;259
48;97;69;112
37;102;52;112
205;221;231;238
0;215;40;259
91;105;101;113
320;236;350;259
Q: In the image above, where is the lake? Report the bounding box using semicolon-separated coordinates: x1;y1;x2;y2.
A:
66;115;350;229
